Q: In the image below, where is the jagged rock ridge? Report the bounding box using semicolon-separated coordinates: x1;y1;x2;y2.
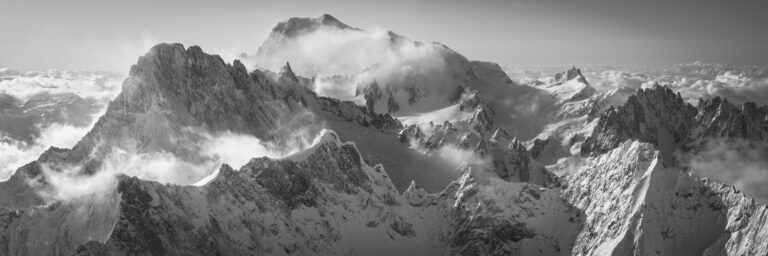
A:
582;84;768;157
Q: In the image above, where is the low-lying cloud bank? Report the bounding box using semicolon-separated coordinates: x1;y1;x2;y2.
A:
0;69;124;102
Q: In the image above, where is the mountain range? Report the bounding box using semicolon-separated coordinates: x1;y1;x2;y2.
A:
1;14;767;256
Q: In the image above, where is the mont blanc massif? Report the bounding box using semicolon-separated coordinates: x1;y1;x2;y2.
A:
1;15;768;256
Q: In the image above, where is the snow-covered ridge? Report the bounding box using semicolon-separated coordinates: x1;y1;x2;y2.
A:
530;66;597;103
0;126;581;255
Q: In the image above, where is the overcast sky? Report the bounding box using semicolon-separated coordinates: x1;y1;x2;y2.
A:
2;0;767;72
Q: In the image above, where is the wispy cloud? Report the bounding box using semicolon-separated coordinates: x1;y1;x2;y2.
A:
681;139;768;203
251;24;462;111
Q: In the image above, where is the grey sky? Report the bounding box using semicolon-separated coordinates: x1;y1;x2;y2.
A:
2;0;767;72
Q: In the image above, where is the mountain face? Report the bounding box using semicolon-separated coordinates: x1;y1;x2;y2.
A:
1;15;768;256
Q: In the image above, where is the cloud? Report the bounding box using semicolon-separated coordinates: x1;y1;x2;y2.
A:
680;139;768;203
256;27;446;78
0;70;124;181
34;123;93;149
28;121;325;202
0;114;101;181
591;71;648;91
200;132;279;169
0;70;124;102
30;163;118;202
406;128;489;175
0;139;40;180
670;71;768;105
252;25;461;112
436;145;488;170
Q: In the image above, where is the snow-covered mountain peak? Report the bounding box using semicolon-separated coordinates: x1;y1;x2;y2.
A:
282;129;345;162
554;66;586;83
532;66;596;103
251;15;525;116
269;14;357;38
